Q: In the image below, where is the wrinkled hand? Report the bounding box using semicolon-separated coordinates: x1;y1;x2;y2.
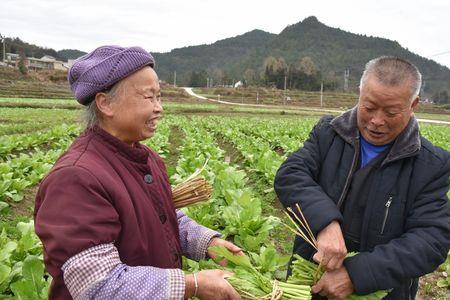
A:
311;266;354;300
185;269;241;300
207;237;244;266
313;220;347;271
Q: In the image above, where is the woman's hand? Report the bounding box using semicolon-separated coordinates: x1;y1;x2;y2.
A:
185;270;241;300
207;238;244;266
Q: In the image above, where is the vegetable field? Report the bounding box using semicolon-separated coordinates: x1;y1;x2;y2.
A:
0;100;449;299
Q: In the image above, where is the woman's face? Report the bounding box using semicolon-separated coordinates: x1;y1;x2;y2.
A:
102;66;163;145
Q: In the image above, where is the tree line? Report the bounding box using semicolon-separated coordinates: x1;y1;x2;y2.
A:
432;90;450;104
188;55;339;91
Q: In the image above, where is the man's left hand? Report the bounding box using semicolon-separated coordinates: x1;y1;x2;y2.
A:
207;238;244;266
311;265;354;300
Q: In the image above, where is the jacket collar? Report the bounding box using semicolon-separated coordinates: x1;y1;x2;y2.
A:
88;126;149;164
330;106;360;145
330;106;421;164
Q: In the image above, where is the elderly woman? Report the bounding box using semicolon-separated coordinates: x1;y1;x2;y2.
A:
34;46;242;300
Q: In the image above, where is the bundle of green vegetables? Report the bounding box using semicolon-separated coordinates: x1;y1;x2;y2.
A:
283;204;390;300
209;245;312;300
288;254;389;299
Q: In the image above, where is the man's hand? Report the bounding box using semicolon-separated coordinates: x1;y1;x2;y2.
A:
311;266;354;300
313;220;347;271
207;238;244;266
185;270;241;300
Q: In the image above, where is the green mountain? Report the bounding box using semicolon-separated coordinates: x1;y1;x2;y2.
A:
153;29;276;85
153;16;450;96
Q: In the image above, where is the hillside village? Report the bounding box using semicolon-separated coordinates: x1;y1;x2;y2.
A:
0;52;74;71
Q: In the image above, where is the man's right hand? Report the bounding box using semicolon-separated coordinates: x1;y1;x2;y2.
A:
185;269;241;300
313;220;347;271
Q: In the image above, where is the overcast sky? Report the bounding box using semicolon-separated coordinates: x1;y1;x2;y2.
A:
1;0;450;69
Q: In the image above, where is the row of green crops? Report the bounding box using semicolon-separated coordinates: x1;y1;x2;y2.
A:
171;116;280;254
0;124;80;160
0;127;80;212
201;117;287;184
0;108;80;124
0;108;80;136
211;117;316;153
0;148;70;212
0;98;74;105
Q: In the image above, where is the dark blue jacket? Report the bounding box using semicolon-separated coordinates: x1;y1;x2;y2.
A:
274;108;450;299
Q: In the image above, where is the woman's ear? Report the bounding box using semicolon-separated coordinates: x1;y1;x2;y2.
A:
95;92;114;118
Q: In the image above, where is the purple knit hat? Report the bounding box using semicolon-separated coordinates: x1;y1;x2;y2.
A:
68;45;155;105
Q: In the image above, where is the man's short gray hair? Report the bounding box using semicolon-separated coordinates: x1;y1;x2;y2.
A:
360;56;422;100
84;81;123;128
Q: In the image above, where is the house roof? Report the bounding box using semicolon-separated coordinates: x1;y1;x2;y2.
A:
40;55;56;61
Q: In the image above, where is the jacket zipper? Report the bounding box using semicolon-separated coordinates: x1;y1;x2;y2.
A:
337;137;359;209
408;278;413;300
380;196;393;234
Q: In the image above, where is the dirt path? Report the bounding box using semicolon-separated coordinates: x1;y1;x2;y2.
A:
5;186;38;221
166;126;185;171
183;87;450;125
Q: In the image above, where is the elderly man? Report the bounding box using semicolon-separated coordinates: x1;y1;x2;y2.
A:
34;46;242;300
275;56;450;299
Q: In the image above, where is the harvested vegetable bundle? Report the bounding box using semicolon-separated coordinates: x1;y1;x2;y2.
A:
172;159;213;208
284;203;389;300
172;176;212;208
209;246;312;300
288;254;389;300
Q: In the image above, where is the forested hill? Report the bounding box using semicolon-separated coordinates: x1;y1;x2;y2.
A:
153;16;450;96
0;37;86;61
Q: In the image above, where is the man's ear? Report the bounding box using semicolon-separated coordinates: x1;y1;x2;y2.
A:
411;96;419;113
95;92;114;117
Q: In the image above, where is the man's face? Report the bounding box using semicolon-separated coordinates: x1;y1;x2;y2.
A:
108;66;163;144
357;76;419;145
